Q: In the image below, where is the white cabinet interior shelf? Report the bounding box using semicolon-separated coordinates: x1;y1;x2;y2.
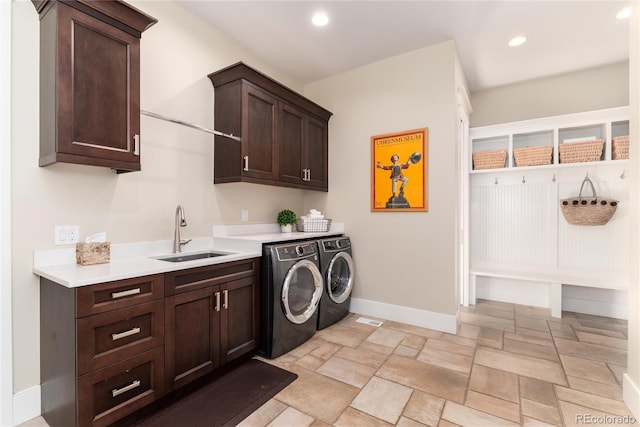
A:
470;106;629;173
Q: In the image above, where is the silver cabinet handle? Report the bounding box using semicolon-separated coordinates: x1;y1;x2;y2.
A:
112;327;141;341
214;291;221;312
112;380;141;397
301;169;307;180
243;156;249;172
223;290;228;309
133;134;140;156
111;288;141;299
307;168;311;181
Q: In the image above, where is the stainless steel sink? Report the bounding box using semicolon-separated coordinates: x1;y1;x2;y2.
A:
154;251;233;263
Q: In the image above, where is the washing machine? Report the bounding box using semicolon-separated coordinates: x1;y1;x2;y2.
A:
316;236;354;330
258;240;324;359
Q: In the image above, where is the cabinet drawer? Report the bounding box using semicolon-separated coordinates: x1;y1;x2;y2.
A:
77;274;164;317
77;347;164;427
165;258;258;295
77;300;164;375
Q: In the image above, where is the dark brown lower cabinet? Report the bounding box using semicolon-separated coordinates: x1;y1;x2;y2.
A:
164;260;260;392
40;258;259;426
165;287;221;390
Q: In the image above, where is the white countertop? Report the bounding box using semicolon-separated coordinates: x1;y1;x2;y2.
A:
33;223;344;288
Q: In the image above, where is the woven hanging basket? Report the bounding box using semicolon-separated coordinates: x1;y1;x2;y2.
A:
560;177;618;226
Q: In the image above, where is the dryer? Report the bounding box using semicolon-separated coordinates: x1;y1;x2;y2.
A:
258;240;324;359
316;236;354;330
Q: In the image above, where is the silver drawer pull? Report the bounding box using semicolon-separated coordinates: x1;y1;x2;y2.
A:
111;288;141;299
243;156;249;171
223;290;228;309
214;291;221;312
133;134;140;156
112;380;141;397
112;327;141;341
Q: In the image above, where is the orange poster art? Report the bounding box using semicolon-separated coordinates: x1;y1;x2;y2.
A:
371;128;428;212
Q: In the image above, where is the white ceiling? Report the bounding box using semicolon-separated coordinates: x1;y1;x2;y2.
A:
175;0;631;92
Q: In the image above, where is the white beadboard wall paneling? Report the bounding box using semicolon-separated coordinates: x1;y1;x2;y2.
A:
557;169;629;275
471;164;629;277
471;174;557;268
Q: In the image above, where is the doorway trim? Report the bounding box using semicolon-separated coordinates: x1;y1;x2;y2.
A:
0;1;14;425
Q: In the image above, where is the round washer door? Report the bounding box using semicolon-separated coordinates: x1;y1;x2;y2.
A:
281;259;324;324
326;252;354;304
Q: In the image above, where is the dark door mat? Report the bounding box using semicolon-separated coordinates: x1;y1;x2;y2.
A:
126;359;297;427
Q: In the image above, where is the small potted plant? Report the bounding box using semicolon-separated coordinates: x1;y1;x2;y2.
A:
277;209;297;233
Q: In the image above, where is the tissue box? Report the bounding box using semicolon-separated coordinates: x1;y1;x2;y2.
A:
76;242;111;265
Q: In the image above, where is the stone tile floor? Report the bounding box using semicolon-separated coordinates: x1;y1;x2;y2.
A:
20;300;637;427
242;300;636;427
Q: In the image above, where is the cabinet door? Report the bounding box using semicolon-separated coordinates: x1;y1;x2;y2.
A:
165;287;220;391
220;276;259;363
304;115;329;190
279;103;306;186
51;3;141;171
242;83;278;181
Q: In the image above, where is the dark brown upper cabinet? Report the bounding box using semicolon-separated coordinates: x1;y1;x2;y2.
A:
32;0;157;173
208;62;332;191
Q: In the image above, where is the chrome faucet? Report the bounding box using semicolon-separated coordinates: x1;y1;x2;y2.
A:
173;205;192;253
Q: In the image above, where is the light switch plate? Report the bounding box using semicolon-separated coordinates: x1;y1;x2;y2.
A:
55;225;79;245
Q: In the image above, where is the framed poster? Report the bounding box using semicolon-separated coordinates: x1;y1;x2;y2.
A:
371;128;428;212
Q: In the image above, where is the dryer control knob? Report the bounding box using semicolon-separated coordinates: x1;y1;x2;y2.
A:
336;240;342;248
296;246;304;256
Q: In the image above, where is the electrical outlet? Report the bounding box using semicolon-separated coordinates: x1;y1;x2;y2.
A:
55;225;80;245
241;210;249;222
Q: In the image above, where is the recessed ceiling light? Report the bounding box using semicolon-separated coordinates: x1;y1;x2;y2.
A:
312;12;329;27
616;7;630;20
508;36;527;47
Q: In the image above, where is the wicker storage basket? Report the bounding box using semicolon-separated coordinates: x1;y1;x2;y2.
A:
612;135;629;160
296;218;332;232
513;145;553;167
558;139;604;164
472;149;507;170
560;177;618;226
76;242;111;265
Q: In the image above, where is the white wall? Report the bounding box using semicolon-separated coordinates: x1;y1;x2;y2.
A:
303;41;460;329
10;0;309;404
625;2;640;419
471;62;629;127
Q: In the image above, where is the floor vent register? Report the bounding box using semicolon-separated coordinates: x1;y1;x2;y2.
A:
356;317;384;327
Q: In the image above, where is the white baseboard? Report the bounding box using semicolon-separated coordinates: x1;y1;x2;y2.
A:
623;374;640;421
350;298;457;334
562;296;628;320
562;285;628;320
13;385;40;426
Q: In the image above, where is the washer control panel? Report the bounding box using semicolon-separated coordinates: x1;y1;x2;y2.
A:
321;237;351;251
275;241;318;261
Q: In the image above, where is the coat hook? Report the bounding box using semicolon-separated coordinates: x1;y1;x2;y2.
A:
552;173;556;183
620;169;626;179
585;171;589;179
522;176;526;184
494;177;498;185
